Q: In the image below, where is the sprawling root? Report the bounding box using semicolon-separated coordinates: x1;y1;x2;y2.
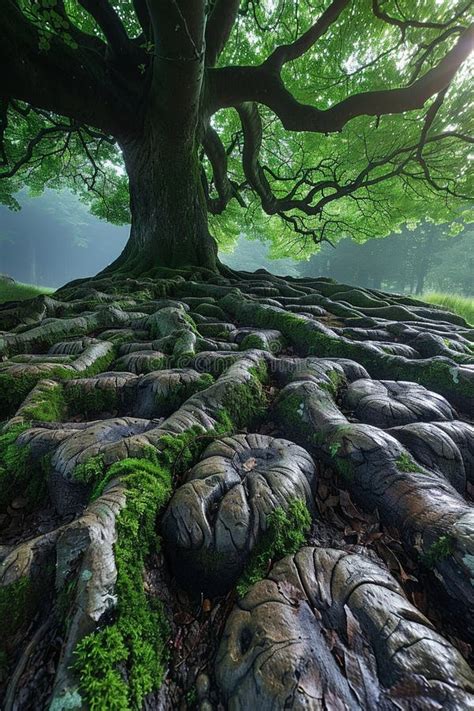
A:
0;269;473;709
217;547;474;709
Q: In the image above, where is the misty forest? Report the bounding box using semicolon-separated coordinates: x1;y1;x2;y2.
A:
0;1;474;709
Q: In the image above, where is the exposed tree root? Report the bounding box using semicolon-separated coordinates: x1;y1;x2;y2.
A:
0;271;473;709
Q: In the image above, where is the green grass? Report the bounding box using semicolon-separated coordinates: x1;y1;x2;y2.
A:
0;280;54;304
421;292;474;326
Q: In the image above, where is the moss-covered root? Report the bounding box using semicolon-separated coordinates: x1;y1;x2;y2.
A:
273;368;474;630
48;355;268;710
221;292;473;411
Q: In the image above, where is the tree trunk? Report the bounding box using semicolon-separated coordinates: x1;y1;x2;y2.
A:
104;127;218;275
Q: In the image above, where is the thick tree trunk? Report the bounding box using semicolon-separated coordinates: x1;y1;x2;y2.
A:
104;128;218;275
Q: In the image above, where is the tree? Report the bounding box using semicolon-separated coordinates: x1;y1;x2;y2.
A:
0;1;473;275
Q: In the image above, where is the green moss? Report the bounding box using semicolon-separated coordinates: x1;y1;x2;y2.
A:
421;535;454;568
0;576;34;638
0;366;71;416
335;457;354;483
396;452;423;473
240;333;266;350
0;347;115;418
72;362;267;707
273;391;309;434
320;369;345;397
72;455;106;486
20;381;66;422
237;498;311;597
193;303;226;320
223;295;473;406
65;383;119;418
0;577;36;674
0;424;33;509
153;373;214;417
74;458;172;711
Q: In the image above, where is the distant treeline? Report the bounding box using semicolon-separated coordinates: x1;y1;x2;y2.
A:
297;225;473;296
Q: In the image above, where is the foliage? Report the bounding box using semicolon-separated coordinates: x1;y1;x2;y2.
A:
0;1;472;256
237;499;312;597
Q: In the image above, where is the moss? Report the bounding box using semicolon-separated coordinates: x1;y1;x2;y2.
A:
72;362;266;707
226;295;472;407
237;498;311;597
335;457;354;483
185;687;198;707
0;424;37;509
153;373;214;417
0;577;36;675
0;576;34;638
396;452;423;473
219;368;267;431
0;366;71;416
273;391;309;435
74;458;172;711
65;383;119;418
421;535;454;568
72;455;106;486
193;303;226;320
320;368;345;397
0;347;115;418
21;381;67;422
239;333;266;351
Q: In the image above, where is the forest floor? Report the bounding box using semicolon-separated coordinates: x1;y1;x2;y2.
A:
0;270;473;710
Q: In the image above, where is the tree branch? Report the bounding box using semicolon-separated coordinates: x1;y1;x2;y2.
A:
210;24;474;133
0;0;139;136
202;124;236;213
205;0;241;67
77;0;131;58
235;98;472;245
264;0;350;71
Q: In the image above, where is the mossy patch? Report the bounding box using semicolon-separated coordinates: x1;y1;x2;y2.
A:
396;452;423;473
74;458;172;710
72;455;106;486
0;424;34;509
421;535;454;568
0;576;41;678
237;498;312;597
20;381;67;422
65;383;119;418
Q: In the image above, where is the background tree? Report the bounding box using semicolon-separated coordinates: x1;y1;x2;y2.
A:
0;0;473;275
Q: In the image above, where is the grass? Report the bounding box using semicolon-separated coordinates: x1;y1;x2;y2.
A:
0;280;54;304
421;292;474;326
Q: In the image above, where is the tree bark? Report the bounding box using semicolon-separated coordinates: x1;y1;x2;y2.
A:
104;125;218;274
